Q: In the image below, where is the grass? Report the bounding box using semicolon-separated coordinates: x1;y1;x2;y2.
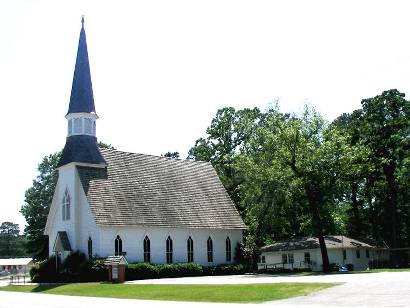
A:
0;282;336;303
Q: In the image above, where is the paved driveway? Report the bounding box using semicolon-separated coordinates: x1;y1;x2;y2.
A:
0;272;409;307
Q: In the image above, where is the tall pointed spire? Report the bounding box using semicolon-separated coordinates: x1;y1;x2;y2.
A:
58;17;106;168
67;16;96;115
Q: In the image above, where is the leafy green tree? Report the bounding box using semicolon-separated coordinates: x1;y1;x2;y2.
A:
20;152;61;260
0;221;24;257
162;152;180;159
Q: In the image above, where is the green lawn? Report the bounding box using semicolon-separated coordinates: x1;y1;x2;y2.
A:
0;283;336;303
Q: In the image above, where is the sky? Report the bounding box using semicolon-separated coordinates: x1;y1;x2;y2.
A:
2;0;410;231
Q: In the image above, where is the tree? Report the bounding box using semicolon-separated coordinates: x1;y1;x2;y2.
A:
0;222;20;257
162;152;180;159
20;152;61;260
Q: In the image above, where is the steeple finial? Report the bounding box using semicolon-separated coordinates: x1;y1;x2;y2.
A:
81;15;85;28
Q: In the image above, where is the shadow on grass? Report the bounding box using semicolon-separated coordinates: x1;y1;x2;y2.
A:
31;284;69;292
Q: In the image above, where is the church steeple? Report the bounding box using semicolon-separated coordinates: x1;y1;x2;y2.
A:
58;17;106;168
67;16;96;115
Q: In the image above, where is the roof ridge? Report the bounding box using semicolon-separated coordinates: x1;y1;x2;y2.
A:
99;148;211;165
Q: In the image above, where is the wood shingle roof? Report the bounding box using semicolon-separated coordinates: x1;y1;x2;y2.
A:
77;149;246;229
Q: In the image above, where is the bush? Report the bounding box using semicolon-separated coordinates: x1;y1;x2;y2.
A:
30;255;61;283
126;263;159;280
203;264;246;276
30;255;108;283
345;264;354;271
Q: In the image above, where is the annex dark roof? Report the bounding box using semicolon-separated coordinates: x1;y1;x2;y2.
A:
57;135;106;167
67;18;96;115
77;149;247;229
261;236;373;253
53;231;72;252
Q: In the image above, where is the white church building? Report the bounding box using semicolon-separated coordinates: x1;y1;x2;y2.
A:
44;18;246;265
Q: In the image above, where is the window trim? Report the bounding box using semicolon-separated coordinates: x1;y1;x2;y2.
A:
87;237;92;259
166;236;173;264
225;237;232;262
187;236;194;263
62;189;70;221
207;236;214;263
115;235;122;256
143;235;151;263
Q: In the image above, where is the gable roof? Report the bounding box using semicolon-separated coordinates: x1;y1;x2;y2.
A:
77;149;246;229
261;235;373;253
53;231;72;252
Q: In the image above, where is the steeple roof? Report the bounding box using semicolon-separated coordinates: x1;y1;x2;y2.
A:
67;17;96;115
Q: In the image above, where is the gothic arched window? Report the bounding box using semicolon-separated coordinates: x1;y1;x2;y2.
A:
166;236;173;264
62;190;70;221
187;236;194;263
225;237;232;262
88;237;93;259
207;236;213;263
143;236;151;263
115;235;122;256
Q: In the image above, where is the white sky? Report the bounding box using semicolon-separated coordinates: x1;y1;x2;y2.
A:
2;0;410;231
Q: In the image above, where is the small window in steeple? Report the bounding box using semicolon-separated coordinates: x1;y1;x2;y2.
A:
84;118;92;134
73;118;82;134
68;120;73;135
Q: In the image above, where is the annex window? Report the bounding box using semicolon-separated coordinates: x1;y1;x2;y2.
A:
88;237;92;259
356;249;361;259
225;237;232;262
143;236;151;263
166;236;173;264
288;253;294;264
343;249;347;260
187;236;194;263
304;252;311;264
207;236;213;263
62;190;70;221
366;249;370;258
115;235;122;256
282;253;288;264
261;255;266;263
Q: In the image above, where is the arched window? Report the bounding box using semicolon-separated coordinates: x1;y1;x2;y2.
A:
115;235;122;256
143;236;151;263
62;190;70;221
88;237;93;259
207;236;213;263
226;237;232;262
187;236;194;263
166;236;173;264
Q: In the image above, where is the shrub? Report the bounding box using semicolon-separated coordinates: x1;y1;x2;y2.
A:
62;251;87;273
126;263;159;280
30;255;61;283
203;264;245;276
345;264;354;271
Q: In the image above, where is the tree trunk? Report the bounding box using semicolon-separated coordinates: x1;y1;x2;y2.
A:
351;182;362;237
383;163;399;266
306;189;330;272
